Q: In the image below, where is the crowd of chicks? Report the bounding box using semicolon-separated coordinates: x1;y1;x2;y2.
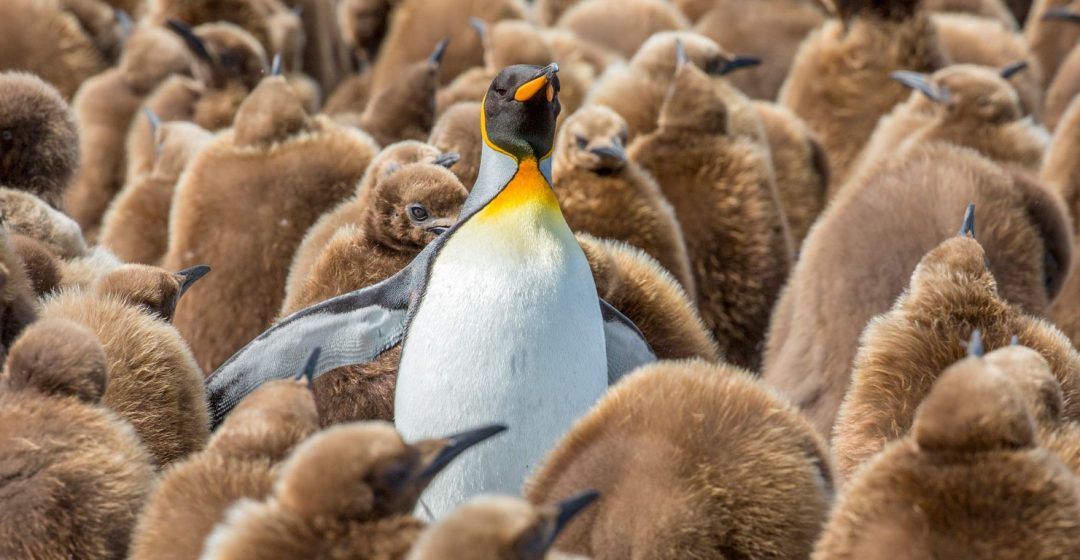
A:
1;0;1080;557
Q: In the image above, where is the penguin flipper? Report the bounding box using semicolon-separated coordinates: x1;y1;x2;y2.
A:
204;268;415;428
600;298;657;384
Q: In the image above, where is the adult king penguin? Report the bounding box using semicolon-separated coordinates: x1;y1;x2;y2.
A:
204;63;656;518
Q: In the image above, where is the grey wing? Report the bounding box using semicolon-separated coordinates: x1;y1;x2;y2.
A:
205;267;414;428
600;298;657;384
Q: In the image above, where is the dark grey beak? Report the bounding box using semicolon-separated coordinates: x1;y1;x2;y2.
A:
1043;7;1080;22
166;19;214;64
999;60;1028;80
588;143;626;162
675;38;688;66
714;54;761;76
176;264;211;299
469;16;488;40
292;346;321;388
271;52;283;76
540;62;559;81
432;151;461;168
414;424;508;482
144;108;161;137
542;490;601;550
890;71;948;104
967;329;984;358
117;9;133;37
959;202;975;237
429;38;450;66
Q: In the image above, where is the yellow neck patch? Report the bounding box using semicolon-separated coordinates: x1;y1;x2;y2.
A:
476;158;561;220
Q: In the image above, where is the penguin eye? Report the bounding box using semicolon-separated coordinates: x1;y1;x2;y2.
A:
0;130;11;143
407;204;430;222
494;86;508;96
575;134;588;150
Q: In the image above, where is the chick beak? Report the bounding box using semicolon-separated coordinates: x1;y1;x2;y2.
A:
714;54;761;76
175;264;211;299
292;346;321;388
1043;7;1080;22
514;63;559;102
588;139;626;163
413;424;508;484
426;219;454;235
270;52;283;76
166;19;214;65
429;38;450;66
432;151;461;168
539;490;601;551
999;60;1028;80
890;71;949;104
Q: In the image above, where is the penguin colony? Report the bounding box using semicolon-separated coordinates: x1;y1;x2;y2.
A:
8;0;1080;557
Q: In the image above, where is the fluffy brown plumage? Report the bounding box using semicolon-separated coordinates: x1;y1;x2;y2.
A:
65;25;192;239
322;66;372;116
1046;96;1080;351
165;76;377;373
10;234;62;297
926;0;1018;24
0;72;79;207
694;0;827;101
0;229;39;357
41;264;210;468
148;0;301;69
100;119;214;266
555;0;688;59
628;57;790;370
814;355;1080;559
779;0;948;194
526;360;834;559
1046;38;1080;131
429;101;482;187
0;0;108;99
0;188;86;259
1026;0;1080;88
0;318;155;559
577;234;719;361
763;143;1073;436
201;421;504;559
349;39;446;146
553;106;694;294
832;234;1080;480
129;376;320;560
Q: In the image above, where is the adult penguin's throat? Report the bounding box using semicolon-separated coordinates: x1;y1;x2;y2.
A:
476;158;561;220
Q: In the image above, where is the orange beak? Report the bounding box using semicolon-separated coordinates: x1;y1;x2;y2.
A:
514;63;559;102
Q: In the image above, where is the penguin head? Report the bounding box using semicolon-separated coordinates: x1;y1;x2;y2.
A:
556;105;628;175
0;72;78;205
482;64;561;160
892;63;1026;125
95;263;211;322
3;318;108;404
366;162;467;250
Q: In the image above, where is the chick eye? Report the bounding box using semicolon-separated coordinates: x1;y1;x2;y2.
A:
408;204;430;222
1;130;11;142
575;134;588;150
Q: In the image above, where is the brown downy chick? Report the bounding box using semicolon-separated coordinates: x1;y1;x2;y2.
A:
59;0;127;64
65;25;192;239
201;422;508;559
779;0;949;195
577;234;719;361
130;353;321;560
9;234;63;297
101;117;214;265
553;106;694;294
351;39;447;146
1026;0;1080;88
933;13;1043;120
1046;96;1080;350
322;63;373;116
336;0;394;68
555;0;689;60
149;0;299;68
284;140;450;300
854;62;1047;177
534;0;583;26
763;145;1073;437
285;162;465;426
0;229;40;355
926;0;1018;25
833;233;1080;480
292;0;351;95
1046;22;1080;130
628;56;790;370
0;188;87;259
369;0;528;92
0;72;79;207
526;360;834;559
408;493;598;560
429;101;482;187
0;318;155;559
0;0;107;99
694;0;827;101
165;76;377;373
814;356;1080;559
41;264;211;467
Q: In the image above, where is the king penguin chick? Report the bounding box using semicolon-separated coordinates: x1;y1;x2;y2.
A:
283;163;465;426
41;264;211;467
129;357;320;560
694;0;827;101
628;55;790;370
165;75;377;373
763;144;1073;436
1045;96;1080;349
1043;9;1080;129
336;0;394;64
0;318;155;559
526;360;834;559
932;13;1043;120
284;140;453;300
65;25;192;239
101;118;214;266
407;493;598;560
10;234;63;297
1026;0;1080;88
369;0;528;92
201;422;508;559
577;234;719;361
553;106;694;295
429;101;483;187
0;72;79;207
0;187;87;259
0;0;108;99
853;62;1047;179
779;0;949;195
0;229;40;354
833;233;1080;481
814;356;1080;559
555;0;689;60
